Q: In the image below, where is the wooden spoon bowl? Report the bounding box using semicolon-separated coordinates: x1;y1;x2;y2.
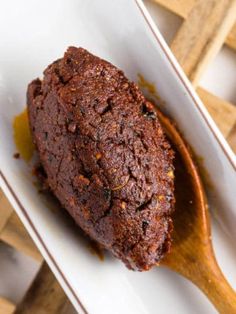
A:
156;109;236;313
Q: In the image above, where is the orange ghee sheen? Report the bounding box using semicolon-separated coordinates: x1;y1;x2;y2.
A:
13;108;34;162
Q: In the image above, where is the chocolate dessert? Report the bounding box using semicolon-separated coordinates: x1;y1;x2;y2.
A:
27;47;174;270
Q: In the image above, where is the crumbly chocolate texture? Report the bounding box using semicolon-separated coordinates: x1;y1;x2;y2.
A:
27;47;175;271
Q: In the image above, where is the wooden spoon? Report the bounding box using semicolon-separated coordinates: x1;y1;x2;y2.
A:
155;109;236;313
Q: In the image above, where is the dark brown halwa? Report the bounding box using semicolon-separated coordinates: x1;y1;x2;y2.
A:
27;47;174;270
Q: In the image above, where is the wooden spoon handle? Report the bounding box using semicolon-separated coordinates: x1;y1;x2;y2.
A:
180;254;236;313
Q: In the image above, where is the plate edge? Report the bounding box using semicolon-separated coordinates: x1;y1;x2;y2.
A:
0;170;89;314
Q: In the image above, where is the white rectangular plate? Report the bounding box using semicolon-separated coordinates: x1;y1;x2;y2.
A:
0;1;235;313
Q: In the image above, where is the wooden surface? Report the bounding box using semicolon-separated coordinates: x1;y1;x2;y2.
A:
197;87;236;138
14;263;75;314
153;0;236;52
228;123;236;153
166;0;236;153
152;0;196;18
0;0;236;313
0;212;42;262
226;22;236;50
0;297;15;314
170;0;236;86
0;189;13;231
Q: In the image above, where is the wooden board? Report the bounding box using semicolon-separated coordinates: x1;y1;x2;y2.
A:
0;189;13;231
197;87;236;138
226;22;236;50
227;122;236;153
153;0;236;52
0;212;42;261
0;297;15;314
15;263;75;314
170;0;236;85
152;0;196;19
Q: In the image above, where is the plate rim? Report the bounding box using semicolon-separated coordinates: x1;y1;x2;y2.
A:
0;170;88;314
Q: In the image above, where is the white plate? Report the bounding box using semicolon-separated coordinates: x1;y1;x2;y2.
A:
0;1;235;313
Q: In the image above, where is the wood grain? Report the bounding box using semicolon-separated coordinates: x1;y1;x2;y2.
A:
154;0;236;51
226;22;236;50
197;87;236;138
227;122;236;153
0;297;15;314
152;0;196;19
0;211;42;261
166;0;236;152
170;0;236;86
14;262;76;314
0;189;13;231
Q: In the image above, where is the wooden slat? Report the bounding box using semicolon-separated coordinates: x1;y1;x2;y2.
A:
154;1;236;51
171;0;236;86
0;297;16;314
225;22;236;50
227;122;236;153
0;212;42;261
0;189;13;231
168;0;236;150
152;0;196;19
197;87;236;138
14;262;76;314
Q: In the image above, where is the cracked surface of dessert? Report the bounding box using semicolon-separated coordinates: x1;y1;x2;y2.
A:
27;47;175;271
